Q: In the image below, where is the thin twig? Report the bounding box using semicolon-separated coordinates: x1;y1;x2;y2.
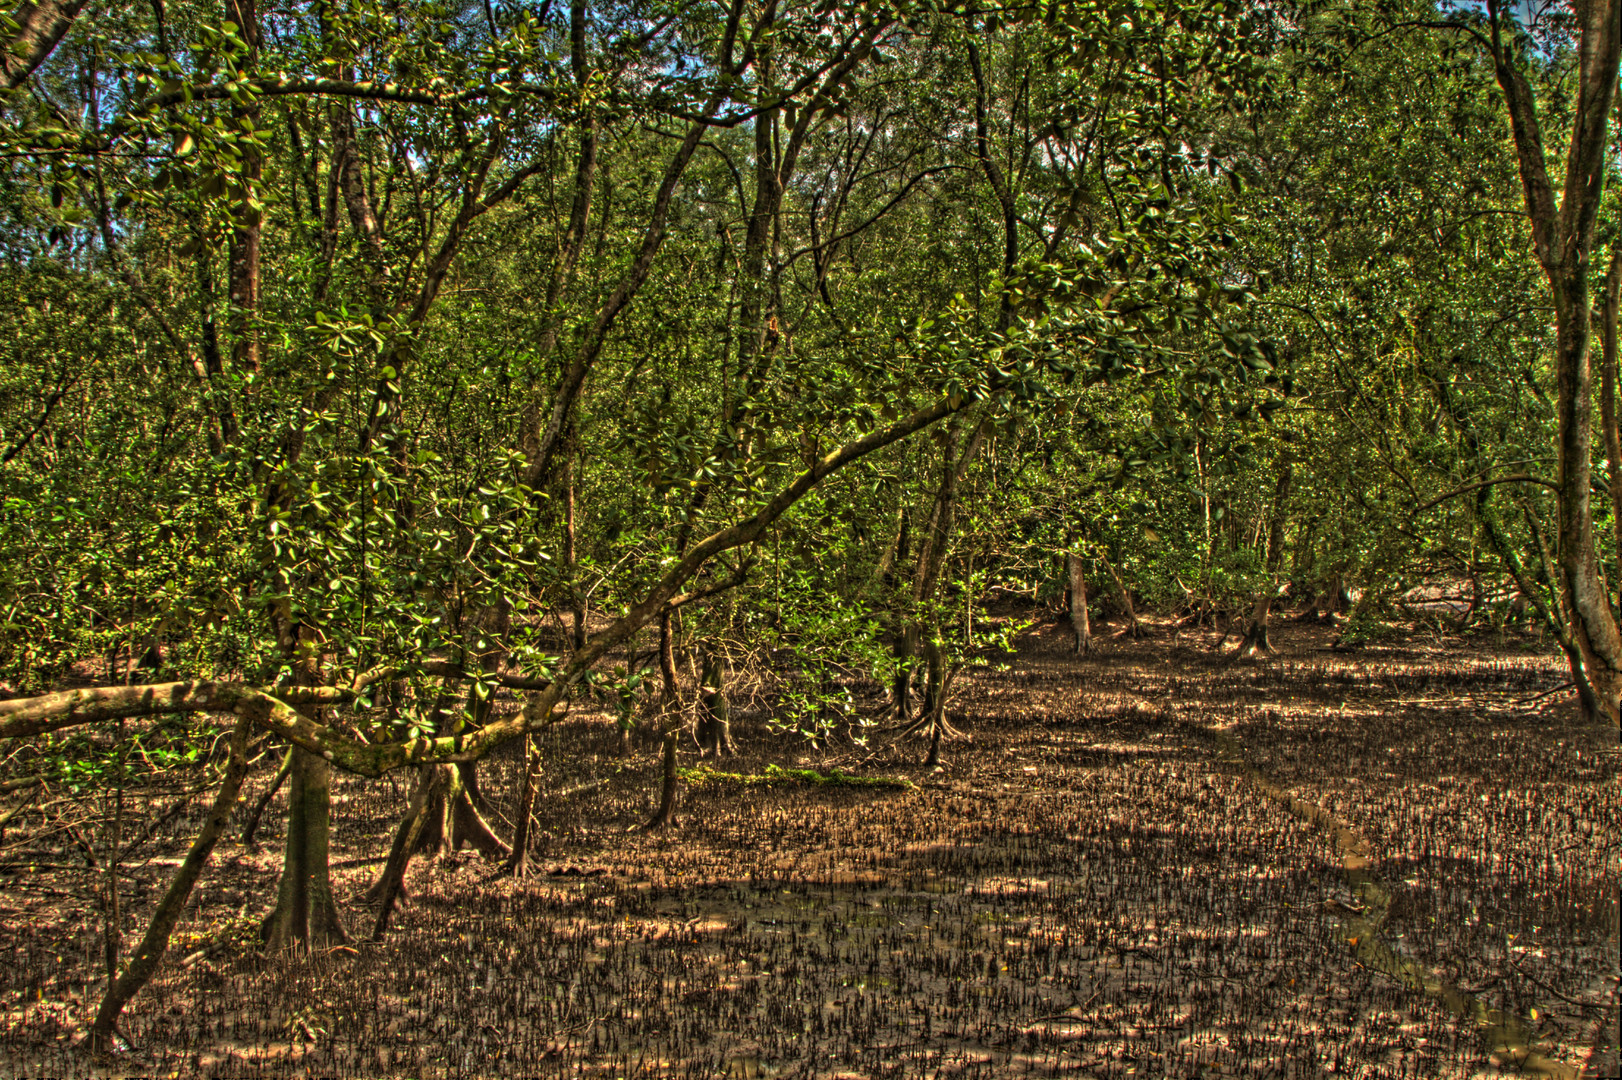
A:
1514;681;1574;705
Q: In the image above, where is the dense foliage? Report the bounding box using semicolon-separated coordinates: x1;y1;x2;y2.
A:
0;0;1616;1051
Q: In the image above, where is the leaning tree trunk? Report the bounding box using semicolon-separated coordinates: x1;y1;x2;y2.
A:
261;746;348;951
502;737;543;877
1067;551;1092;654
91;713;251;1052
367;764;446;941
240;746;291;846
1100;551;1140;638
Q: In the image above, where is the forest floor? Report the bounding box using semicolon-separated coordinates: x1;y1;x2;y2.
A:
1;614;1617;1079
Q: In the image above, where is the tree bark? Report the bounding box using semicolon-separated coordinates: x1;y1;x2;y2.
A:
922;638;947;767
1238;591;1276;657
1238;465;1293;658
261;746;347;951
885;508;913;721
1598;239;1621;608
564;441;586;652
1100;551;1140;638
225;0;263;375
417;679;510;858
239;746;290;846
1067;551;1091;654
646;610;681;829
367;764;445;941
1485;0;1622;721
418;763;508;857
90;712;252;1052
696;642;734;757
892;622;918;725
896;414;987;760
1;0;89;91
502;735;542;877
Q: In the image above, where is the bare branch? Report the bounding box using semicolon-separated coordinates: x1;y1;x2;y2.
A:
1411;474;1560;514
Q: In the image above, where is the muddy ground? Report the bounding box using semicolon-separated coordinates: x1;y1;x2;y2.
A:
1;617;1617;1079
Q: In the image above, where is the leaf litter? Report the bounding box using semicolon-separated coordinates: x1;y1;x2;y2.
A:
0;620;1615;1078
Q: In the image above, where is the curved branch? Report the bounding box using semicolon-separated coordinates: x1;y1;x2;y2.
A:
782;165;956;270
1411;473;1558;515
0;681;251;739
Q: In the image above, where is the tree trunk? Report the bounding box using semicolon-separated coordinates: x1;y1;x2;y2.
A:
1494;491;1607;714
1;0;90;91
100;714;126;1002
565;443;586;652
897;413;987;750
1309;570;1349;623
892;623;917;724
651;719;680;827
239;746;291;847
90;713;251;1052
417;673;511;859
1598;240;1621;610
1237;591;1275;658
261;746;348;951
1100;551;1139;637
225;0;262;376
417;762;509;858
696;643;734;757
1237;465;1293;659
496;659;558;877
883;507;912;721
502;736;542;877
1550;255;1622;720
367;764;445;941
1486;0;1622;721
922;638;946;768
1067;552;1091;654
646;610;682;829
881;27;1013;730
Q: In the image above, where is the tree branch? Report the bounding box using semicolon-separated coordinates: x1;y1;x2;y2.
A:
1;0;89;91
1411;474;1559;514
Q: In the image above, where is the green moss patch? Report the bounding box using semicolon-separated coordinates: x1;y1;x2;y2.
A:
678;763;915;792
